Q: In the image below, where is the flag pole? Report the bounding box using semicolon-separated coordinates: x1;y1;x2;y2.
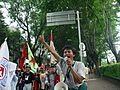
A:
76;11;82;62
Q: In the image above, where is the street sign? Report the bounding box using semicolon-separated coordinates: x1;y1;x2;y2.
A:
46;10;76;26
81;42;85;51
46;10;84;62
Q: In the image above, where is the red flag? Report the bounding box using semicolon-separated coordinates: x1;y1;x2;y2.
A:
19;40;27;70
50;30;53;42
50;30;56;64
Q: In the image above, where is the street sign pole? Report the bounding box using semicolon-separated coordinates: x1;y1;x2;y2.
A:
76;11;82;62
46;10;83;62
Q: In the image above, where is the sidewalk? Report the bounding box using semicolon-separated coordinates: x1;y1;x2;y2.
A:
87;74;120;90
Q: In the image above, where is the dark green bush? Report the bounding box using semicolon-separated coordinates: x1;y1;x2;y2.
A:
99;63;120;79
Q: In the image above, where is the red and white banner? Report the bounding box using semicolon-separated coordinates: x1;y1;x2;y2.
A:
50;30;56;64
0;39;17;90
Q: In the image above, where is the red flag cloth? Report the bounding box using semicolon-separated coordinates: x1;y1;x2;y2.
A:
40;64;45;69
19;40;27;70
50;30;56;64
50;30;53;41
54;73;60;85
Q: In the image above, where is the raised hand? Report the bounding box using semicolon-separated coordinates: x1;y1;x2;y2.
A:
66;57;73;68
39;33;45;44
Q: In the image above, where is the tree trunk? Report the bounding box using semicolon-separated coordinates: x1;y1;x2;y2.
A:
105;11;119;62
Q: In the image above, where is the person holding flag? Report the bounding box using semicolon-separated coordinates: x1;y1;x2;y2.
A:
0;38;17;90
19;40;39;90
39;33;87;90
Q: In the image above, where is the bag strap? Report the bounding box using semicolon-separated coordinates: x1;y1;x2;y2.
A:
64;61;76;82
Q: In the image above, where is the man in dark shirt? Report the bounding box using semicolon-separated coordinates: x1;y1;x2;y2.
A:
22;65;34;90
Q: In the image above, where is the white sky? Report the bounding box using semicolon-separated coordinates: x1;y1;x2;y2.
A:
0;2;17;27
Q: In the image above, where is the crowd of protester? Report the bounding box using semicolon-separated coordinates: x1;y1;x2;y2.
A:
14;63;61;90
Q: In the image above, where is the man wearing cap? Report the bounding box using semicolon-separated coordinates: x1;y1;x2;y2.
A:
22;65;34;90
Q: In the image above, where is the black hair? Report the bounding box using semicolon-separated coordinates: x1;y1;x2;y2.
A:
62;45;76;55
25;64;31;69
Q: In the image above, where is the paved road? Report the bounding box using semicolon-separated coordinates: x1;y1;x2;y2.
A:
87;74;120;90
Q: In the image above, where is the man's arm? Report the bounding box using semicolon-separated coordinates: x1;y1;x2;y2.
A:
70;66;84;84
67;58;85;84
39;34;61;62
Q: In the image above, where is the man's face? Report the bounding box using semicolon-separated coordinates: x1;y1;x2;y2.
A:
26;67;30;73
63;49;75;59
40;68;45;73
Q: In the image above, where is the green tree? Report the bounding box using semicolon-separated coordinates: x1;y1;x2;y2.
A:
1;0;119;73
0;6;8;45
1;0;48;64
0;5;22;64
7;28;22;64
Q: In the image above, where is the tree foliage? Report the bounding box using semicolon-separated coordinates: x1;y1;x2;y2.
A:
7;28;22;63
1;0;120;70
0;7;8;45
0;6;22;64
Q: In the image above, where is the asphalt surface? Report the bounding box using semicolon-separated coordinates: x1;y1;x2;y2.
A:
87;74;120;90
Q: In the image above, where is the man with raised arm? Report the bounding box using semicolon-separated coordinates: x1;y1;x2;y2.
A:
39;34;87;90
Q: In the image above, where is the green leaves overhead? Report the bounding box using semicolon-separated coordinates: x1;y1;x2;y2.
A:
1;0;120;66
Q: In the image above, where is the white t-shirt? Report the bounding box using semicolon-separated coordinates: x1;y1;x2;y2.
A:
40;73;48;89
59;57;85;89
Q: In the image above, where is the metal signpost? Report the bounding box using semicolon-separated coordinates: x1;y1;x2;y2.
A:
76;11;82;62
46;10;83;62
